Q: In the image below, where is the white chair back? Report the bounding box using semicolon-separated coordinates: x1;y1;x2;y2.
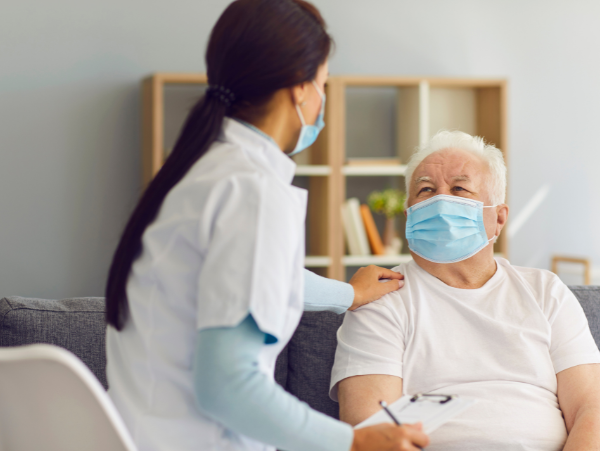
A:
0;344;137;451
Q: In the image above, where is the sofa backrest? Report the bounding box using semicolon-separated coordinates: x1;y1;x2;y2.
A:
0;296;107;388
569;286;600;346
2;286;600;420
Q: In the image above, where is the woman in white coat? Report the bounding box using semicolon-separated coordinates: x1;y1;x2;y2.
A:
105;1;428;450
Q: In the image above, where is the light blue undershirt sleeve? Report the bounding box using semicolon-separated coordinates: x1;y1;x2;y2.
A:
193;315;354;451
303;268;354;314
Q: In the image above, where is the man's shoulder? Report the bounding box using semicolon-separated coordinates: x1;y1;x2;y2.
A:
351;262;414;314
498;258;561;285
497;257;569;301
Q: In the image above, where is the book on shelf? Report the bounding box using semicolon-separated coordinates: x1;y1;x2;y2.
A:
346;157;402;166
360;204;385;255
341;198;371;256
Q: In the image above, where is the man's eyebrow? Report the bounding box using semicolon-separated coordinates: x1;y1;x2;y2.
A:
452;175;471;182
415;176;433;184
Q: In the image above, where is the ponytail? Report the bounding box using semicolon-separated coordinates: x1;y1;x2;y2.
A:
106;0;332;330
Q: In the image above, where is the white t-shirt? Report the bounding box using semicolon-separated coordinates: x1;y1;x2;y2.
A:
330;258;600;451
106;118;306;451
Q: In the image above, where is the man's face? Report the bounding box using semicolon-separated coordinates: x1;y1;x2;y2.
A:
407;148;500;242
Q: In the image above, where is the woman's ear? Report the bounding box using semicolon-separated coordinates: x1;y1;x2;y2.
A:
290;82;308;108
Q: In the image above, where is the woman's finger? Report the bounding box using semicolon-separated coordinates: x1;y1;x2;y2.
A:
378;279;404;296
348;266;405;310
375;266;404;280
408;422;423;431
405;426;430;449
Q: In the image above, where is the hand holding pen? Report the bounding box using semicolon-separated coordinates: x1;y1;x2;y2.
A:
379;400;402;425
376;400;427;450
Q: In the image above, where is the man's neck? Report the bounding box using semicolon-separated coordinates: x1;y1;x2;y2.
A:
412;249;498;289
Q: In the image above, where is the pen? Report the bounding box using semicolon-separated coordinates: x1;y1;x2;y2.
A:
379;400;401;426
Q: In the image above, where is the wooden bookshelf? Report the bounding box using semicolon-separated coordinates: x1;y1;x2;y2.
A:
142;74;508;282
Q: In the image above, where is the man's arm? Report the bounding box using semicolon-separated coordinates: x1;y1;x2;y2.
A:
338;374;403;426
557;363;600;450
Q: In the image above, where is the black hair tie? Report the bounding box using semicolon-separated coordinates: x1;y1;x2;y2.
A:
206;85;236;107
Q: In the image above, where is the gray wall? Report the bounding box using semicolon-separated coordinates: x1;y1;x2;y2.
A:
2;0;599;298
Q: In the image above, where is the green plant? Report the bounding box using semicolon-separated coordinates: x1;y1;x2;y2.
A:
368;189;406;219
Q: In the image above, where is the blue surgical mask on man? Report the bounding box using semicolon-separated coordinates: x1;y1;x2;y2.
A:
405;194;497;264
289;80;325;156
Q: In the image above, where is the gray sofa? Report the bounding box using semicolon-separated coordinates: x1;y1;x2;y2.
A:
2;286;600;421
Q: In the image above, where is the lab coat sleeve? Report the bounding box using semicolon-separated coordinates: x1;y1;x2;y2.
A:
196;173;303;342
303;268;354;314
193;314;354;451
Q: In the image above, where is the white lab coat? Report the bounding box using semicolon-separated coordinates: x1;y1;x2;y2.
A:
106;118;307;451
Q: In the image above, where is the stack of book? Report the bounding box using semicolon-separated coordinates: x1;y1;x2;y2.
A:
341;198;385;256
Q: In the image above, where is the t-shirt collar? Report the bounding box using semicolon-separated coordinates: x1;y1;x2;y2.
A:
409;257;505;293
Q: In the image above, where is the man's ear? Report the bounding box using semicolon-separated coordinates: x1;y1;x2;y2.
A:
495;204;509;237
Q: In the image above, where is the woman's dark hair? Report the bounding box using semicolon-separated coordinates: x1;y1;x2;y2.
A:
106;0;333;330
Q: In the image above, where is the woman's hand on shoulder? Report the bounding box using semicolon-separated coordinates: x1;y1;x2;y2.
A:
351;423;429;451
348;265;404;311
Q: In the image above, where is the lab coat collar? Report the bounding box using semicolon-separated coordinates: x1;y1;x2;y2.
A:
220;117;296;185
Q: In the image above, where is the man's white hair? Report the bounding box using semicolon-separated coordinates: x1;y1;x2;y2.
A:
404;130;507;207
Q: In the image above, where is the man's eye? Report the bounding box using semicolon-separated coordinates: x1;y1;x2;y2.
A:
418;187;433;194
453;186;465;192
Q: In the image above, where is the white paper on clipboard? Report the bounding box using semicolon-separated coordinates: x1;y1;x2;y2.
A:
354;394;477;435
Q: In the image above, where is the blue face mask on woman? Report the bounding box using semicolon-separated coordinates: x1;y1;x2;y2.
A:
405;194;497;264
289;80;325;156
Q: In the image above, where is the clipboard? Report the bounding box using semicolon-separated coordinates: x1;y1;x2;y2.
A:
354;393;477;434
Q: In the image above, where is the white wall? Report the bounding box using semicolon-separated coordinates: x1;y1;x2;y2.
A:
2;0;599;298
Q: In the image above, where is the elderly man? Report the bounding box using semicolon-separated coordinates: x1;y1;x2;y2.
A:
330;131;600;451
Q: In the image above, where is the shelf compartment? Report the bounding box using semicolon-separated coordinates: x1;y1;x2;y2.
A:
305;256;332;267
342;165;407;176
294;165;331;176
144;74;508;282
342;255;412;266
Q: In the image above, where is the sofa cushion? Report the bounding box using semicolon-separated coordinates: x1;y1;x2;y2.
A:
2;285;599;421
0;295;289;393
285;311;344;419
0;296;107;389
274;343;289;389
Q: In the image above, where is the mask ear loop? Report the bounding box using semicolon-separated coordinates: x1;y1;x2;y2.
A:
295;83;310;127
295;103;307;126
482;205;499;244
311;80;324;97
296;80;323;127
296;80;324;127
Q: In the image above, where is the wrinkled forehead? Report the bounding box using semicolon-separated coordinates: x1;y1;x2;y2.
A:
412;148;489;184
